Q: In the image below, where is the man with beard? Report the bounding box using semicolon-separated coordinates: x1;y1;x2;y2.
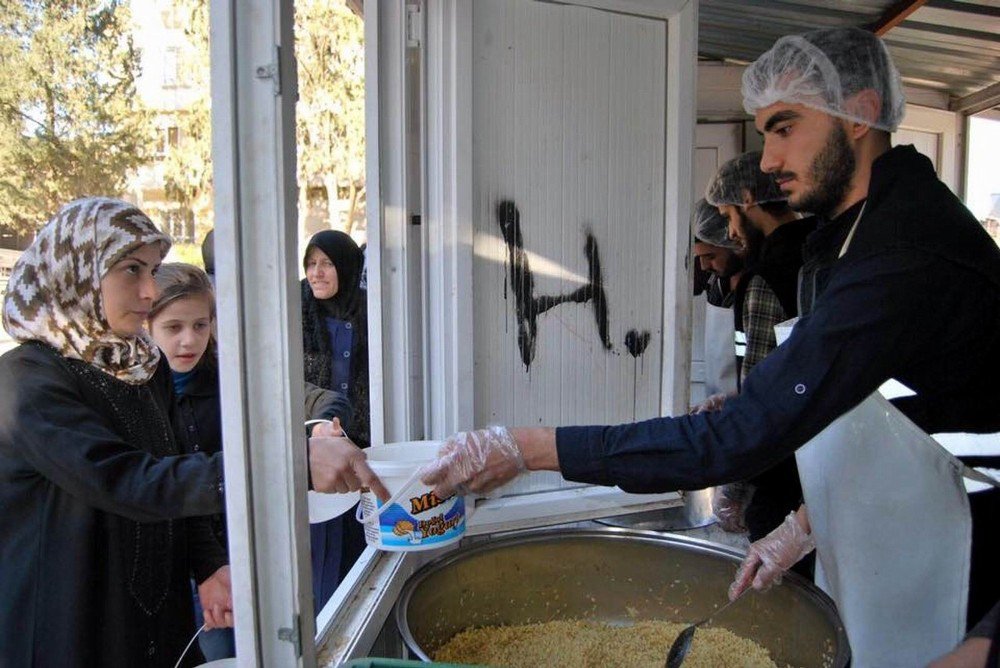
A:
703;154;817;567
418;27;1000;666
691;199;753;534
691;198;744;401
706;151;816;390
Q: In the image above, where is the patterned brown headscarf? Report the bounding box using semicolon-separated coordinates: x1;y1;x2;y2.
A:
2;197;171;384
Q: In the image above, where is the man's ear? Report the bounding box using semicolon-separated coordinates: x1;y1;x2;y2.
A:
846;89;882;139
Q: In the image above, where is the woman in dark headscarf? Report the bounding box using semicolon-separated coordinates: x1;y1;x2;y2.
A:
0;198;230;667
300;229;371;611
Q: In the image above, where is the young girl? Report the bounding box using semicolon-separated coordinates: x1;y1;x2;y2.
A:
149;263;236;661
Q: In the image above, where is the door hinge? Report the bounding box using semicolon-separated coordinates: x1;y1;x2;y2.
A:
405;4;422;48
255;45;282;95
277;614;302;656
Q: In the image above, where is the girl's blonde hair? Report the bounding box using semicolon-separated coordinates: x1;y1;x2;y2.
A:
150;263;216;321
149;263;217;362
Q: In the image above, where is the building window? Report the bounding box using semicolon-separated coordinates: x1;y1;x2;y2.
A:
163;47;180;87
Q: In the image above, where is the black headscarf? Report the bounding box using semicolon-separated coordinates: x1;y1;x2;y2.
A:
301;230;370;448
303;230;364;320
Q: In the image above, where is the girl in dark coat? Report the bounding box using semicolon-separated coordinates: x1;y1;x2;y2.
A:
149;263;236;661
0;198;230;667
301;230;370;611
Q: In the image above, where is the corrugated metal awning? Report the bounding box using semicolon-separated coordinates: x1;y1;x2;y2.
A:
698;0;1000;113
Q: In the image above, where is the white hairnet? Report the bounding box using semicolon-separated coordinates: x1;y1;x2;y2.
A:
705;151;786;208
692;198;741;250
742;27;906;132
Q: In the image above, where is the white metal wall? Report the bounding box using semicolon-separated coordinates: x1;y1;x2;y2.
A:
471;0;668;440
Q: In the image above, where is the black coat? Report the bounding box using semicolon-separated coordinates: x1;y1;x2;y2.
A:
0;342;227;668
557;144;1000;625
731;216;816;542
171;360;229;551
558;144;1000;488
301;280;371;449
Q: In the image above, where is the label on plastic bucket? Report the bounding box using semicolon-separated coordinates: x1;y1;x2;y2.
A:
358;441;466;552
360;491;465;551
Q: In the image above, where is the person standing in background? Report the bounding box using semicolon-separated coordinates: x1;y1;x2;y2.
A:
301;230;372;612
704;153;816;575
200;227;354;438
691;198;744;401
691;199;754;533
705;151;815;390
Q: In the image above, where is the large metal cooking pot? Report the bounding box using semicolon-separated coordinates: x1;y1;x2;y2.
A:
396;528;849;667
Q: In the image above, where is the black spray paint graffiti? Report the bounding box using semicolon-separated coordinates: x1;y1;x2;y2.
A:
496;200;651;370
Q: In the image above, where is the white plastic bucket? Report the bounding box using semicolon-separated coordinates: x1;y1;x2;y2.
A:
356;441;466;552
308;488;360;524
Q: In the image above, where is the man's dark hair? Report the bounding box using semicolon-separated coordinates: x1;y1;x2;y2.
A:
201;229;215;276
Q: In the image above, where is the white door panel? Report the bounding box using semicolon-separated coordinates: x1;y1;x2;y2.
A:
473;0;667;433
894;104;960;193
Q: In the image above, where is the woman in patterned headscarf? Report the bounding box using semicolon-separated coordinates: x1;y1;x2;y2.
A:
0;198;230;667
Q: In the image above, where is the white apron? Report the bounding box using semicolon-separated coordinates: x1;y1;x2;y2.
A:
773;344;1000;667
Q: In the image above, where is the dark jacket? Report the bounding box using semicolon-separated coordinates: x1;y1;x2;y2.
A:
731;216;816;541
171;360;229;552
733;216;816;333
301;280;370;449
0;342;226;668
304;381;354;432
557;145;1000;625
557;144;1000;487
169;362;353;551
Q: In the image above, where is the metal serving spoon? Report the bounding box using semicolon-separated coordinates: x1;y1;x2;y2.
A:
665;588;751;668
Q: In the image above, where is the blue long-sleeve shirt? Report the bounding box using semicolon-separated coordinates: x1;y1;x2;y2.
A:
557;146;1000;492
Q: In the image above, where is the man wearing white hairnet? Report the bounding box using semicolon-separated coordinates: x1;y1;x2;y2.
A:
691;199;756;535
418;27;1000;666
705;151;816;391
692;198;744;314
691;198;744;408
702;153;817;570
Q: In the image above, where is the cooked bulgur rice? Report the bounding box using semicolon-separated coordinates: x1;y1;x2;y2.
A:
434;619;777;667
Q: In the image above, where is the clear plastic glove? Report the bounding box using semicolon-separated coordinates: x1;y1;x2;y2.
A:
728;510;815;600
418;426;526;498
690;392;728;414
712;482;755;533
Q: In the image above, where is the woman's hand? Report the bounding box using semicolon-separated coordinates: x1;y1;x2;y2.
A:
308;435;391;501
198;565;234;629
311;416;346;438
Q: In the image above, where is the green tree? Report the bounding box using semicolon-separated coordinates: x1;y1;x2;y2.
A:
0;1;154;232
295;0;366;236
159;0;214;238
